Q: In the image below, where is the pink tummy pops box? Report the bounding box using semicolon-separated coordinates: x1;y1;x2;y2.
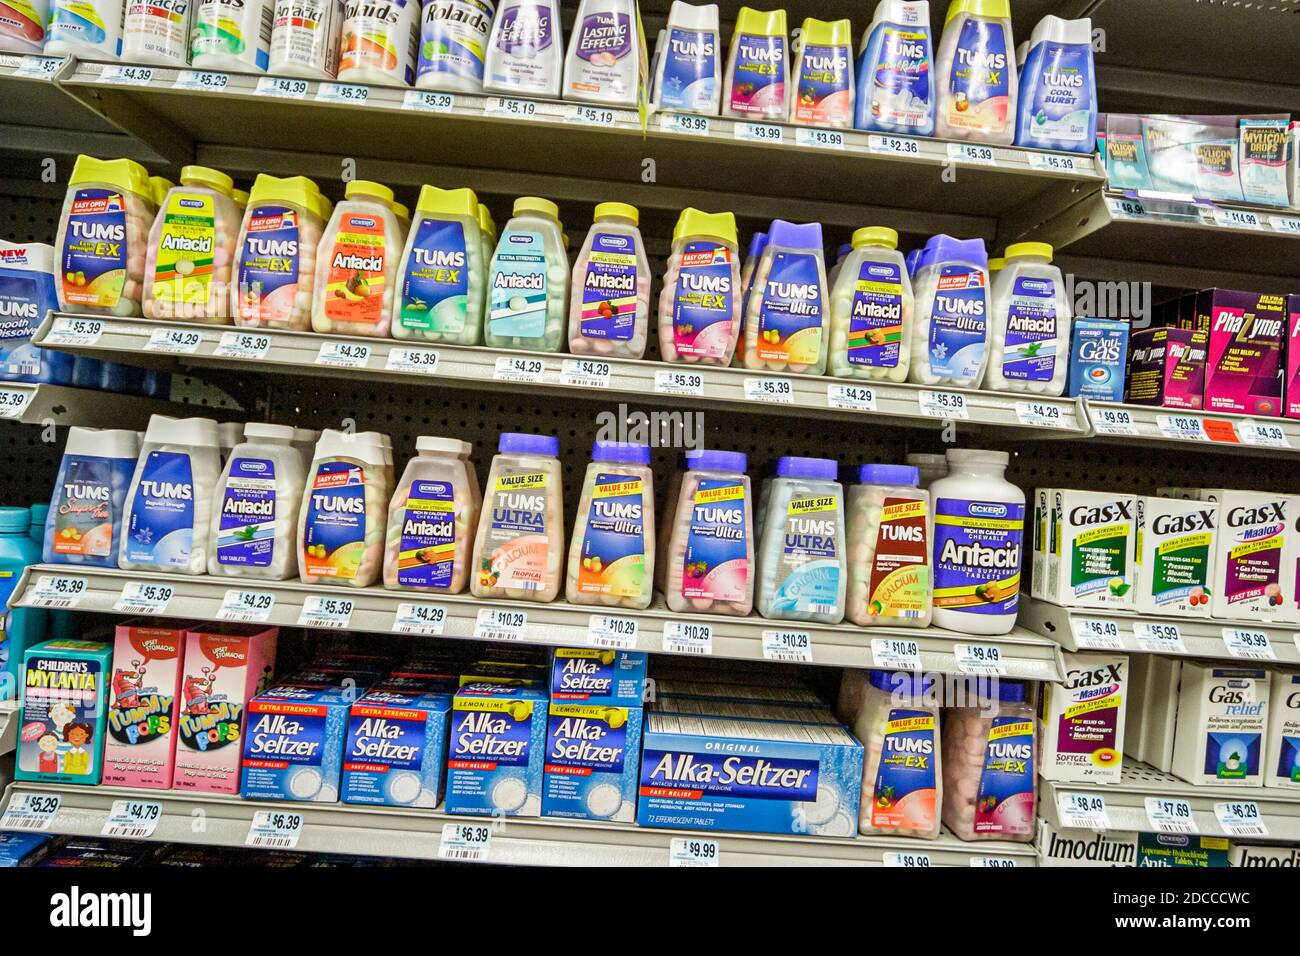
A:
102;620;193;789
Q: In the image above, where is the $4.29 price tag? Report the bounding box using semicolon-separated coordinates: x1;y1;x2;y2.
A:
315;340;371;368
392;602;448;636
217;589;276;623
560;358;611;389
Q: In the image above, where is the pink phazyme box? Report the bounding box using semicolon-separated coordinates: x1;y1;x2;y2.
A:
103;620;192;789
1197;289;1286;416
172;624;278;795
1286;295;1300;419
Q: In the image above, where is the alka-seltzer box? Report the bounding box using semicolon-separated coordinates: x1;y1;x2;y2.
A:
16;639;113;786
240;681;359;803
1263;670;1300;790
1171;662;1269;787
173;624;278;795
1125;327;1208;409
541;702;642;823
341;684;453;808
1287;294;1300;420
1044;489;1137;609
1066;318;1129;402
445;682;548;817
549;648;647;707
102;620;189;789
1040;652;1128;784
1192;289;1286;417
637;713;864;838
1199;489;1290;623
1134;496;1218;618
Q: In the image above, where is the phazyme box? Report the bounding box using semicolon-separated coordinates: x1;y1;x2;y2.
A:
1125;327;1207;409
637;713;863;838
240;681;358;803
1194;289;1286;416
1066;318;1129;401
1285;295;1300;420
541;702;642;823
445;682;548;817
342;685;453;808
549;648;646;707
103;620;189;789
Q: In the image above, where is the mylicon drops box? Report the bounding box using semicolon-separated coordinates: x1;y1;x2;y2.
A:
102;620;190;789
15;639;113;786
1040;652;1128;784
444;682;548;818
1263;670;1300;790
1044;489;1137;609
1134;496;1218;618
1170;662;1269;788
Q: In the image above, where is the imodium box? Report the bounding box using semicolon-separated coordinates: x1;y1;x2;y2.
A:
1171;662;1269;787
1232;843;1300;866
1066;318;1129;401
1039;819;1137;867
541;702;642;823
1134;496;1218;618
102;620;189;789
549;648;647;707
1044;489;1137;609
1040;652;1128;784
16;639;113;786
445;682;548;817
342;684;453;808
240;681;358;803
1263;670;1300;790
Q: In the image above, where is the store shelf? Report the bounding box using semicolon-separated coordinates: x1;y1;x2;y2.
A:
1019;598;1300;666
1040;759;1300;842
11;566;1066;681
0;782;1038;867
1083;401;1300;459
0;701;16;758
0;382;195;428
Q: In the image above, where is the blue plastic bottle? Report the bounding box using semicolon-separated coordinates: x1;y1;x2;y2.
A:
0;240;74;385
43;427;139;568
0;505;47;701
1015;15;1096;154
855;0;935;135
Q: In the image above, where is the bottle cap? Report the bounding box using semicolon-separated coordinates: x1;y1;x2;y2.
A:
747;231;770;259
243;422;295;443
149;176;174;207
477;203;496;238
69;155;153;203
595;202;639;225
767;219;824;250
869;669;935;695
856;463;919;486
392;201;411;224
734;7;787;37
798;17;852;47
684;448;748;473
417;436;472;457
180;165;235;197
674;208;737;246
64;426;139;458
344;180;395;206
946;448;1010;467
1005;241;1053;262
415;185;479;219
852;226;898;250
592;441;651;465
946;0;1011;26
775;456;838;480
143;415;221;448
988;257;1006;272
498;432;559;457
514;196;560;221
231;188;249;209
0;506;29;534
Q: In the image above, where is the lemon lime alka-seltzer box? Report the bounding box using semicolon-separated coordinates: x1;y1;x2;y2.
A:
16;639;113;786
549;648;647;707
541;701;642;823
1044;489;1137;610
445;682;548;817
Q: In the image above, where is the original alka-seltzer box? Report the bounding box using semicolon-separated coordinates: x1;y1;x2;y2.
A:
102;620;190;789
1041;489;1136;610
16;639;113;786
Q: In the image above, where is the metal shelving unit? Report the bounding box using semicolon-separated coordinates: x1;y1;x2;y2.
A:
0;381;195;428
0;782;1038;867
1083;400;1300;458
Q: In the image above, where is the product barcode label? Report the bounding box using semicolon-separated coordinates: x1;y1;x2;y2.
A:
0;387;32;420
102;799;162;839
917;389;969;419
474;607;527;641
392;602;448;636
1155;414;1208;442
215;330;272;359
1072;618;1124;650
27;574;88;608
1133;621;1186;654
44;316;103;346
1090;406;1139;436
883;851;932;867
217;589;276;623
1215;801;1267;837
947;142;997;166
403;89;456;112
246;810;304;849
385;347;441;375
669;837;720;867
1145;797;1197;835
795;127;845;150
1222;628;1276;661
494;355;546;383
871;637;921;671
587;614;639;649
1057;792;1111;830
868;134;921;157
145;327;204;354
1236;420;1290;448
953;643;1006;676
315;340;371;368
255;76;309;99
560;358;611;389
1;793;61;831
662;620;713;656
735;122;784;144
744;376;794;404
761;629;812;663
654;369;704;396
659;112;711;136
113;581;175;615
826;383;877;412
1015;400;1068;429
439;822;492;861
173;70;229;92
315;82;369;105
297;595;355;629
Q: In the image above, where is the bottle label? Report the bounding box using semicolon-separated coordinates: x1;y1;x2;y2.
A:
126;451;197;566
579;232;638;342
52;455;116;558
0;0;45;46
236;204;302;325
0;271;43;376
400;218;469;334
869;26;932;129
324;212;388;327
418;0;493;82
932;497;1023;616
340;0;417;83
488;229;549;339
570;10;633;97
1001;276;1057;382
659;27;716;110
270;0;338;70
945;18;1011;132
49;1;113;48
396;479;456;589
577;474;645;599
192;0;272;68
126;0;193;59
974;717;1035;836
153;190;217;309
847;259;904;368
302;461;367;580
867;496;929;620
480;470;549;591
926;266;986;380
672;241;735;359
770;493;840;616
794;43;852;124
682;479;748;603
756;251;823;366
494;1;553;53
1149;523;1212;609
216;457;277;569
61;188;127;309
870;709;938;832
728;32;786;116
1023;41;1091;146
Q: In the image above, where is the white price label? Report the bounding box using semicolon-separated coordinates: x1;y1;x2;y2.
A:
662;620;713;656
567;103;617;126
971;856;1019;867
101;64;154;85
0;792;61;831
102;799;162;839
315;340;371;368
392;602;448;636
316;82;369;105
560;358;611;389
255;75;309;99
1072;617;1124;650
735;122;784;144
654;369;705;396
1214;801;1267;838
494;355;546;383
762;629;812;663
587;614;639;649
1015;400;1068;429
795;127;845;150
217;589;276;623
1145;797;1197;835
27;574;88;608
1212;208;1261;230
744;376;794;404
439;822;492;862
145;326;203;354
883;851;932;867
297;594;355;629
826;383;878;412
1157;415;1209;443
486;96;540;119
246;809;304;848
918;389;969;419
474;607;527;641
669;837;720;867
14;55;61;78
954;643;1007;676
113;581;175;615
659;112;711;136
0;387;32;419
1236;420;1290;448
215;330;271;359
173;69;229;92
45;316;103;346
871;637;921;671
402;89;455;112
868;134;920;157
1106;197;1147;220
1057;791;1111;830
385;347;441;375
947;142;997;166
1133;621;1186;654
1027;152;1083;173
1222;627;1276;661
1091;406;1139;436
1270;215;1300;236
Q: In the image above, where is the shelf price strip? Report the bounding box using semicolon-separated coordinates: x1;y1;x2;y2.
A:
102;799;163;839
26;574;88;608
669;837;720;867
0;792;61;831
246;810;304;849
1144;797;1196;835
1057;792;1110;830
217;589;276;623
1214;801;1267;838
439;822;492;862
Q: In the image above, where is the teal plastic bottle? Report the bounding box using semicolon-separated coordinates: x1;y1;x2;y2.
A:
29;502;74;641
1;506;46;701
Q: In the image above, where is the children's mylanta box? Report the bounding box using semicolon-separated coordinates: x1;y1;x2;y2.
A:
541;702;642;823
445;682;548;817
342;683;453;808
240;679;361;803
16;639;113;785
103;619;190;789
549;648;646;707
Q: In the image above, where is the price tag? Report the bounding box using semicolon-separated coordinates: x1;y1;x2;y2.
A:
826;383;877;412
762;629;812;663
494;355;546;383
439;822;492;862
1057;791;1111;830
315;340;371;368
297;594;355;629
883;851;932;867
654;369;704;396
1133;621;1186;654
1270;215;1300;236
947;142;997;166
474;607;527;641
954;643;1007;676
402;89;455;112
567;103;617;127
1236;420;1290;448
255;75;309;99
246;809;304;849
316;82;369;105
173;69;229;92
669;837;720;867
1015;400;1068;429
145;326;203;354
662;620;712;656
744;376;794;404
1106;197;1147;220
113;581;175;615
27;574;88;608
1145;797;1197;835
215;330;272;359
44;316;103;346
971;856;1019;867
1155;414;1208;442
1027;152;1083;173
587;614;639;650
868;134;920;157
560;358;611;389
0;792;61;831
917;389;969;419
0;387;32;420
486;96;540;119
1214;801;1267;838
1212;208;1261;230
217;589;276;623
392;602;448;636
102;799;162;839
735;122;784;144
386;347;441;375
795;127;845;150
871;637;921;671
100;64;154;85
14;55;61;78
659;112;711;136
1072;617;1124;650
1222;627;1276;661
1091;405;1139;436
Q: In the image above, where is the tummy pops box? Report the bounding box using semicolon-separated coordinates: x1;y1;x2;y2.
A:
16;640;113;785
102;620;191;789
1192;289;1286;416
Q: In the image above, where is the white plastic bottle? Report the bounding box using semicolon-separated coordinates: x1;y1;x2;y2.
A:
650;1;720;116
485;196;568;352
565;441;655;609
829;226;913;382
658;208;741;366
312;179;403;337
908;234;990;388
299;429;391;588
268;0;343;78
383;436;479;594
907;452;947;488
415;0;495;92
854;0;935;136
855;670;942;839
741;219;828;375
232;174;326;331
208;422;304;579
395;184;486;344
119;415;222;575
930;448;1025;635
568;202;651;359
722;6;787;121
45;0;124;58
756;456;845;625
846;463;931;627
935;0;1017;144
1015;15;1095;154
191;0;274;71
338;0;420;85
122;0;195;65
789;17;853;128
0;0;49;53
483;0;563;98
942;680;1036;842
563;0;639;106
984;241;1071;396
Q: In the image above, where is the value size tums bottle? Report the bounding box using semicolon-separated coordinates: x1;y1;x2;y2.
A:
565;441;655;609
846;463;931;627
756;456;846;625
984;241;1071;396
